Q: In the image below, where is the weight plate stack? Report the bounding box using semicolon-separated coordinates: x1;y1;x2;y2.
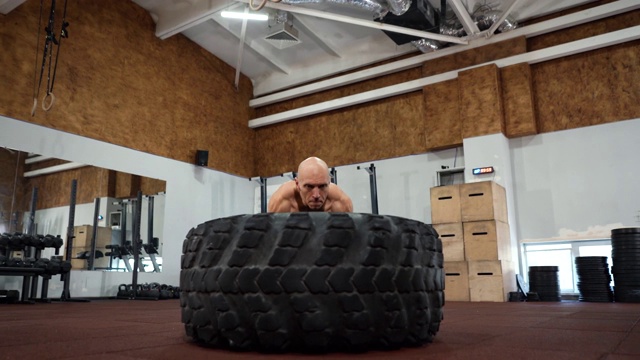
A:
575;256;613;302
528;266;561;302
611;227;640;303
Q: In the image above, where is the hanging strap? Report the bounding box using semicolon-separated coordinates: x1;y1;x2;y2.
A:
44;0;69;112
32;0;56;116
31;0;44;116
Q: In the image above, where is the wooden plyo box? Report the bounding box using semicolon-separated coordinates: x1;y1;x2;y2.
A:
468;260;516;302
444;261;470;301
460;181;508;223
434;222;464;262
463;220;512;261
73;225;112;248
430;185;461;224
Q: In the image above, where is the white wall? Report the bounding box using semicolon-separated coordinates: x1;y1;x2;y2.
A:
510;118;640;242
463;133;520;262
0;116;256;297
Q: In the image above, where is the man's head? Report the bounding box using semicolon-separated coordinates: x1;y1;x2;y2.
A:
295;157;330;210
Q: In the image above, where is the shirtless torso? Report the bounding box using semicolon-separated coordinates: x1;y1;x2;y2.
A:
267;180;353;213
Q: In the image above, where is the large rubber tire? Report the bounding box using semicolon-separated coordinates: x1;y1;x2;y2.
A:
180;212;444;352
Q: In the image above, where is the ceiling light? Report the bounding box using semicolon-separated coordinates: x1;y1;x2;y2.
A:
221;11;268;21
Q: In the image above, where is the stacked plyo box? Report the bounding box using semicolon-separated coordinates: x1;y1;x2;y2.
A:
431;181;515;302
71;225;112;270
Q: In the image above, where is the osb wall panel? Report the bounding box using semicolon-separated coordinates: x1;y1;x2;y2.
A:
140;177;167;196
254;121;297;176
533;41;640;133
0;151;26;232
0;0;255;177
115;172;140;199
460;65;505;139
256;67;423;117
501;63;537;137
423;79;462;150
23;167;111;210
256;91;424;177
528;11;640;51
422;37;527;77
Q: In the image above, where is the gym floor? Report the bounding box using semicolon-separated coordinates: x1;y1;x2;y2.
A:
0;299;639;359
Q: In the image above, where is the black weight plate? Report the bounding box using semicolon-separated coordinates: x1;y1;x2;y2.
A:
529;266;559;272
612;260;640;267
529;276;560;281
578;289;614;294
580;291;613;295
611;281;640;287
530;284;560;290
576;270;611;276
529;280;560;286
577;271;610;276
530;287;561;292
577;284;612;290
614;294;640;303
575;256;608;263
577;276;611;281
611;227;640;236
575;264;610;270
611;234;640;241
611;246;640;253
576;264;610;268
611;242;640;250
577;279;612;284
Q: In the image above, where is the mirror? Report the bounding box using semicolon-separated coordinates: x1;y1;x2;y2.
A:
0;147;166;272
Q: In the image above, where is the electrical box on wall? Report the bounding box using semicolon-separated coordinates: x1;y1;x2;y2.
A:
437;167;465;186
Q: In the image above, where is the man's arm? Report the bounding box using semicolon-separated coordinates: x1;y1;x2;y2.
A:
267;181;294;212
328;184;353;212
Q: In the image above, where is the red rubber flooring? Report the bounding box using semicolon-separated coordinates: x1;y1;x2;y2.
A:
0;299;639;359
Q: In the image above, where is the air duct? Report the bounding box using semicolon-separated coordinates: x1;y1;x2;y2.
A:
411;38;440;53
474;9;518;32
413;2;518;53
282;0;389;19
386;0;411;16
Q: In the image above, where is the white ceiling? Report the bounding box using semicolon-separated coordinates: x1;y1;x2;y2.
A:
131;0;599;96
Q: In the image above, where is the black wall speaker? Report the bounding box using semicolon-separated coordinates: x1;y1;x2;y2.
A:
195;150;209;166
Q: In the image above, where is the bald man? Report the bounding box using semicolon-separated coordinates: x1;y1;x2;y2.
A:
268;157;353;213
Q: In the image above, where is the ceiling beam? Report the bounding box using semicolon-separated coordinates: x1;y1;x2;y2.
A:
248;25;640;128
249;0;640;106
448;0;481;35
155;1;231;40
292;14;342;58
0;0;25;15
25;155;54;164
235;0;468;45
210;18;292;74
23;162;87;178
486;0;522;38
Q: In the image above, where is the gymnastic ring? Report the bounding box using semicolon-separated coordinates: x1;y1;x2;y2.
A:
42;92;56;111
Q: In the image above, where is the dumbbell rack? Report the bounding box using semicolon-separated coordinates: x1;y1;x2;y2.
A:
0;233;69;303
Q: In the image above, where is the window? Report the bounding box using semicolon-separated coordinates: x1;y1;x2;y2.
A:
523;240;612;294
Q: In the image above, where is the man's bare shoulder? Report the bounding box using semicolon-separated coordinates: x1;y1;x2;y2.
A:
327;183;353;212
268;181;297;212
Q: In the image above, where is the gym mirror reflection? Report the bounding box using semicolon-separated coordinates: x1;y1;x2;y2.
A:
0;148;166;273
